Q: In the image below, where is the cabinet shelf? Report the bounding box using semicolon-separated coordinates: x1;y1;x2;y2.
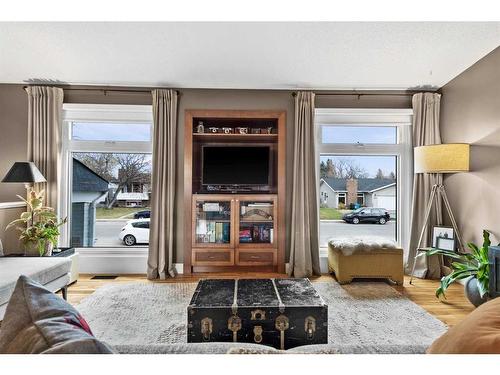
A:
193;133;278;142
240;220;274;223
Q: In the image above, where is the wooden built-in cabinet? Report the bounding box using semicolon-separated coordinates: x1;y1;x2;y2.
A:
191;194;278;268
184;110;286;274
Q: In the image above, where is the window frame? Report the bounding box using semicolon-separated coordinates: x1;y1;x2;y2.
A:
315;108;413;254
337;192;346;206
60;104;153;249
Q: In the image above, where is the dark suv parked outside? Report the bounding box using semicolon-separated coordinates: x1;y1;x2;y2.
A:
342;207;390;225
133;210;151;219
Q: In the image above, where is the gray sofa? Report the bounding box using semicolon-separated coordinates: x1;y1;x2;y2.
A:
0;257;71;320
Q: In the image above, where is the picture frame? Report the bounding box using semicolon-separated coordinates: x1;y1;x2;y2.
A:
436;236;455;251
432;226;455;250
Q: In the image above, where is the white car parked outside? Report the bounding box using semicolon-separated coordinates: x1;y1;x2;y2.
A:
119;219;150;246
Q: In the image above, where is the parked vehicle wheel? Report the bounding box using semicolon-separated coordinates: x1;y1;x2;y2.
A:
123;234;137;246
379;217;387;224
352;217;360;224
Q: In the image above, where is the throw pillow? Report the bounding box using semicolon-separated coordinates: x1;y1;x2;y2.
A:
427;296;500;354
0;275;114;354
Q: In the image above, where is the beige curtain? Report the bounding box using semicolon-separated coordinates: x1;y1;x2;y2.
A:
288;91;321;277
406;92;443;279
26;86;64;209
147;89;178;279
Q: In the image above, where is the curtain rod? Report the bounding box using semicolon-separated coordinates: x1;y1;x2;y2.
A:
22;86;180;95
292;92;415;97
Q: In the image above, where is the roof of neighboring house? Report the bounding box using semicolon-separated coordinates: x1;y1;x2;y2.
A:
72;158;109;192
321;177;395;193
116;192;149;201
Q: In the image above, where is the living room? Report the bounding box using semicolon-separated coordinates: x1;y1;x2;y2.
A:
1;2;500;373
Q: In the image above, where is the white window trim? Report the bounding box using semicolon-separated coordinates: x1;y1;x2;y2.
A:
337;192;346;206
60;104;153;253
315;108;413;256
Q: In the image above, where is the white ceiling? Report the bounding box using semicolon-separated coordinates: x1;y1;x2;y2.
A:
0;22;499;90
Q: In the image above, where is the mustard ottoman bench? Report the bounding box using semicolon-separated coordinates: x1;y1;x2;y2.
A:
328;239;404;285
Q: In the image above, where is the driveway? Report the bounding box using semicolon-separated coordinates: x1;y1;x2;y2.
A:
320;220;396;247
94;220;128;247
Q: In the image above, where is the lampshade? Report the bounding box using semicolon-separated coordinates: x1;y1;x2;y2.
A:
414;144;470;174
1;162;46;183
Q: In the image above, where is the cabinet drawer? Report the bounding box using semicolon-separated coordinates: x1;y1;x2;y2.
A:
193;249;234;266
236;249;277;266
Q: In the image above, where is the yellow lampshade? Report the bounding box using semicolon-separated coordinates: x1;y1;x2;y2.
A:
414;144;470;174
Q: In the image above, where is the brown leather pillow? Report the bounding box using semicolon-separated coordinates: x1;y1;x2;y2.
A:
428;296;500;354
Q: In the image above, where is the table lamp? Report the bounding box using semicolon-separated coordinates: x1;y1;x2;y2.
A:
409;143;470;284
1;161;46;197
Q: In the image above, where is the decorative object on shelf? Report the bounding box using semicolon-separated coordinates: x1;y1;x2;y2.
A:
432;226;455;249
420;229;498;307
222;127;233;134
250;128;261;134
196;121;205;133
208;127;219;133
488;246;500;298
6;190;67;257
242;208;273;221
1;161;47;199
262;127;274;134
409;143;470;284
235;127;248;134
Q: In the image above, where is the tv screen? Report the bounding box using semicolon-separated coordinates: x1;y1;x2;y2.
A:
202;146;270;185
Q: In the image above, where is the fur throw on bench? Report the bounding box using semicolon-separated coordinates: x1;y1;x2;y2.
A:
329;237;397;256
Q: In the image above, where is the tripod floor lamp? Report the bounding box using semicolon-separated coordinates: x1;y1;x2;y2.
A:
409;143;470;284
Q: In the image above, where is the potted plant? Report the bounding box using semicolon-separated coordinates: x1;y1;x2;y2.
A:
6;190;66;256
422;229;498;307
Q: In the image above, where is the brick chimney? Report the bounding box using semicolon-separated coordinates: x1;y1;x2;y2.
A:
346;178;358;206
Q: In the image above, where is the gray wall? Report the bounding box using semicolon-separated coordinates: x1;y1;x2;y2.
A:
0;85;28;202
440;47;500;245
0;84;411;262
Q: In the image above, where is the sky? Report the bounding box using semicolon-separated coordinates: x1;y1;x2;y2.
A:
320;155;396;178
72;122;151;141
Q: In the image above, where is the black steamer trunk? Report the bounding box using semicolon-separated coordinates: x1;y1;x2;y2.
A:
187;278;328;350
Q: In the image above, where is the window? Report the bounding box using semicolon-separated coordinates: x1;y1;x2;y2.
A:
60;104;153;249
316;108;412;252
337;193;346;205
357;193;364;206
132;222;150;229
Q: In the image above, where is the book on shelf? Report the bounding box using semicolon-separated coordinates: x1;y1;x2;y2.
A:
239;224;273;243
196;220;230;243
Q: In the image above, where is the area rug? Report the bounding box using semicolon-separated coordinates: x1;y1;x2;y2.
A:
76;281;447;353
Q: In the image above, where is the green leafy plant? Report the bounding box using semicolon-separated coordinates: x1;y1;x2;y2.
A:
6;190;66;256
421;230;498;299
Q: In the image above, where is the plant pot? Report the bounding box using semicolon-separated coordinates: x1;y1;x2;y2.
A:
24;240;54;257
465;277;489;307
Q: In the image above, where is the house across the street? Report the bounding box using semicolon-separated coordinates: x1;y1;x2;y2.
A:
320;177;396;210
115;192;150;207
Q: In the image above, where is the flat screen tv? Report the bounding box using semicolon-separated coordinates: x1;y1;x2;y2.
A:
202;146;270;186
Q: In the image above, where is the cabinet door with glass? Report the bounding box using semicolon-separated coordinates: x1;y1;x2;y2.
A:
236;196;277;248
192;195;234;248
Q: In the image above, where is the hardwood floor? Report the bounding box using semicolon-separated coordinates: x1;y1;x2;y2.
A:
65;273;474;327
